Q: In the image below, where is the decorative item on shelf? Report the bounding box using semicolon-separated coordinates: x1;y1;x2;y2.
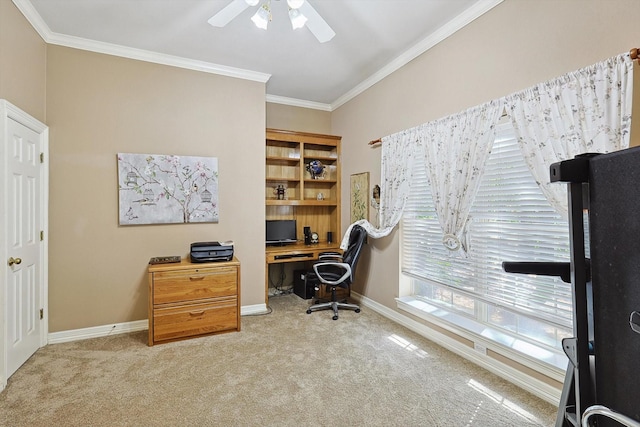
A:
274;184;286;200
310;231;319;244
304;226;311;245
306;160;326;179
316;192;324;200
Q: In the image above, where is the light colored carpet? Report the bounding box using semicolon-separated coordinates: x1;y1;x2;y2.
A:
0;294;557;426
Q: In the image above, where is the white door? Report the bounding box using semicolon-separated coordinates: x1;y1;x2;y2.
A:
6;117;42;377
1;101;48;387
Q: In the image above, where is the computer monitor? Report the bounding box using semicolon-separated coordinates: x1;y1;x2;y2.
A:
266;220;297;245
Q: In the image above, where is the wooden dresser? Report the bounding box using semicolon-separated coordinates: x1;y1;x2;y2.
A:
147;258;240;346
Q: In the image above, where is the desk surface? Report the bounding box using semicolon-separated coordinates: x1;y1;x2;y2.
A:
265;242;341;302
266;242;340;260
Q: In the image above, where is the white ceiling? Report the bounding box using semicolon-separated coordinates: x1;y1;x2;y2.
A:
16;0;502;110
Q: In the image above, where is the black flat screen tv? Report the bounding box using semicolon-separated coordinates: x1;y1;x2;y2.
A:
266;220;297;246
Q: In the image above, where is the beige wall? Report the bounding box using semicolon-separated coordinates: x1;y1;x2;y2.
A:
0;0;329;334
0;0;46;121
46;46;266;332
266;102;331;134
333;0;640;308
332;0;640;387
5;0;640;354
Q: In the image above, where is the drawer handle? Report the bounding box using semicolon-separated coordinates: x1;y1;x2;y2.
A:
189;310;205;316
189;276;205;281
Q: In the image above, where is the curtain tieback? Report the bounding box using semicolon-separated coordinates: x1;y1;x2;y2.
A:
442;234;461;251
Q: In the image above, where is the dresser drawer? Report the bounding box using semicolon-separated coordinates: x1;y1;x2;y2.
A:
152;266;237;305
153;298;238;342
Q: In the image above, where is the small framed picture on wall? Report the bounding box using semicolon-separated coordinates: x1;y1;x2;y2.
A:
350;172;369;223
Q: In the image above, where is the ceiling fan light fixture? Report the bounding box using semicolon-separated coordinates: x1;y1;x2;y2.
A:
287;0;305;9
208;0;333;43
251;2;271;30
288;8;307;30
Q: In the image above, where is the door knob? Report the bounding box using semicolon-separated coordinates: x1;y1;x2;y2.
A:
8;257;22;266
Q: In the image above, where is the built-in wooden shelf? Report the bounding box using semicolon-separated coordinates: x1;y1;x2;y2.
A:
265;129;341;247
266;199;339;207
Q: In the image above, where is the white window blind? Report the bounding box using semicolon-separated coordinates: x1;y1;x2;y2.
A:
402;122;573;350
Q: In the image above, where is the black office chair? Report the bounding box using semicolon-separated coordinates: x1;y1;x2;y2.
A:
305;225;367;320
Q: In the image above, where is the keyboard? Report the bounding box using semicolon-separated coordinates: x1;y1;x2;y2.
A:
274;253;313;260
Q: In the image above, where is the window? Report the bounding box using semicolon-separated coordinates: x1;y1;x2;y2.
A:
402;122;572;364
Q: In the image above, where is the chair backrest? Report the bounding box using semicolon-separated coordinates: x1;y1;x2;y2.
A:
342;225;367;275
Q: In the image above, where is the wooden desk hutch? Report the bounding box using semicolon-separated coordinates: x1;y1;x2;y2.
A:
265;129;342;302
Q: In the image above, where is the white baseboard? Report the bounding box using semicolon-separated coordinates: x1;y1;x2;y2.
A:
350;292;562;406
48;320;148;344
241;303;269;315
47;303;270;344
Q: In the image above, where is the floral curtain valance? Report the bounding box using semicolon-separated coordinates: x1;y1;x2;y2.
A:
506;53;633;218
342;52;634;250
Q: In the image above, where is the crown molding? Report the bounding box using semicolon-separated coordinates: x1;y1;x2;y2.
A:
11;0;271;84
13;0;502;111
330;0;504;111
266;94;332;112
49;33;271;83
12;0;51;40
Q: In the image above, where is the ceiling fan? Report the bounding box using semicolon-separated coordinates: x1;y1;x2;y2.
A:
208;0;335;43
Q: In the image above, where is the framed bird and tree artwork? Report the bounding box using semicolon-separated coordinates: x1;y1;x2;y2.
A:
117;153;219;225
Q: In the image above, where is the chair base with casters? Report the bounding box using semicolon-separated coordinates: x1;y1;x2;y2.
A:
306;284;360;320
305;224;367;320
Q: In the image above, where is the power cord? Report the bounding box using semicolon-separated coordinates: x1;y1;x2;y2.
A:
268;263;293;296
243;265;297;317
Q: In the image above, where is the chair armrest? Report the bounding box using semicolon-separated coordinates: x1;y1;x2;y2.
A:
318;252;343;261
312;262;352;286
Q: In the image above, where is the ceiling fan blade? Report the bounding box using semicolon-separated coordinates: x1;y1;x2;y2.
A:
298;1;335;43
208;0;250;27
